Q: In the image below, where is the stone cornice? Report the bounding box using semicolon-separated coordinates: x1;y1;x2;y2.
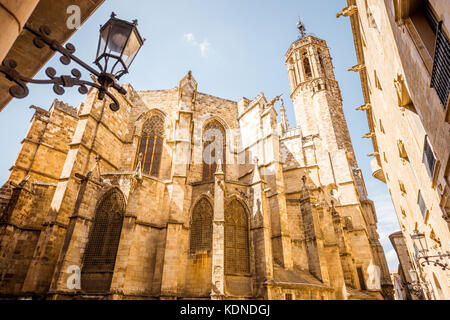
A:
285;36;328;62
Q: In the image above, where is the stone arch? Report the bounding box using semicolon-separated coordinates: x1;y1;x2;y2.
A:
202;118;227;181
189;196;214;254
224;196;250;275
200;114;231;131
135;108;167;135
81;187;126;294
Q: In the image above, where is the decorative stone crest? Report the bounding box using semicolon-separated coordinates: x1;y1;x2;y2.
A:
394;74;413;109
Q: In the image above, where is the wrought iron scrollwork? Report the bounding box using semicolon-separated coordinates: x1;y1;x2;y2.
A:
416;252;450;270
0;24;127;111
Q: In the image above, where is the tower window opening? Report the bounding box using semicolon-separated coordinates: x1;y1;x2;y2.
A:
303;56;313;80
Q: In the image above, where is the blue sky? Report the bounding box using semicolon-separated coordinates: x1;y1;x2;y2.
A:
0;0;400;269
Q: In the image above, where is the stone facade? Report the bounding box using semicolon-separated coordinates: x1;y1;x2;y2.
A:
339;0;449;299
0;32;392;300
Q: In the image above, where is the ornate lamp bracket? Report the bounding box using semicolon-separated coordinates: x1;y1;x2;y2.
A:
416;252;450;270
0;25;128;111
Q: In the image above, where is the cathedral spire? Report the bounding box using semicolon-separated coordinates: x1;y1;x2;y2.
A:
279;98;290;134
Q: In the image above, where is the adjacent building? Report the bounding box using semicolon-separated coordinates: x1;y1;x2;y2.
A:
338;0;449;299
391;271;406;300
390;231;426;299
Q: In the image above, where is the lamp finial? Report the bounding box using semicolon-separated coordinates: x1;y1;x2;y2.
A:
297;17;307;39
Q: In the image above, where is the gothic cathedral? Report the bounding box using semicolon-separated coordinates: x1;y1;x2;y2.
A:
0;28;394;299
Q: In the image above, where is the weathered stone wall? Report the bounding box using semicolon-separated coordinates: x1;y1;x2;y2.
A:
0;99;78;297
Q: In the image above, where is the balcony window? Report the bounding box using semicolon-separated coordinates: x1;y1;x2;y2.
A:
422;136;436;178
417;190;427;218
397;0;449;106
409;1;437;58
395;0;440;73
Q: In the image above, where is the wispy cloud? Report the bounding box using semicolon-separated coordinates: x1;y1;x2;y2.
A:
183;33;212;57
369;190;401;270
385;248;399;271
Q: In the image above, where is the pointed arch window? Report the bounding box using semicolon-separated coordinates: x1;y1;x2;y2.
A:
225;199;250;274
202;121;226;181
81;188;125;293
303;52;313;80
190;198;213;254
138;115;164;177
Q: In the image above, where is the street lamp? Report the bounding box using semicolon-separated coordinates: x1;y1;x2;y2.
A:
0;12;144;112
411;230;450;270
95;13;144;82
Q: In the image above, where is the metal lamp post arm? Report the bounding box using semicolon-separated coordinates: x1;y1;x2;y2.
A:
0;24;127;111
416;252;450;270
24;25;101;77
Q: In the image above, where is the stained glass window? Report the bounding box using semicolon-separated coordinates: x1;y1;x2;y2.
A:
202;121;226;181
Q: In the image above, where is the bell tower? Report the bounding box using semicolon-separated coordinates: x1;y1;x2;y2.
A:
286;20;353;154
